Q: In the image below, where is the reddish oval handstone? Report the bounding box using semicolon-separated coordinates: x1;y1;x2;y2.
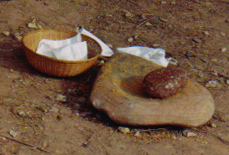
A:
142;66;188;98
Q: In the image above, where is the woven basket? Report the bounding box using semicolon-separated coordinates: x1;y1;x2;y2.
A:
22;29;101;77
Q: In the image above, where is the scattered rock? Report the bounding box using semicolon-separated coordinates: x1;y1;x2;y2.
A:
153;43;160;47
9;69;14;73
17;111;26;117
28;19;39;29
226;79;229;85
134;131;140;137
56;94;67;102
49;106;59;113
183;130;197;137
192;37;202;43
42;140;49;148
220;31;226;37
145;22;152;26
221;47;227;52
127;37;134;42
205;80;222;88
14;34;22;42
9;130;18;138
78;97;86;103
160;17;168;22
203;31;210;36
210;123;217;128
107;44;113;48
161;1;167;4
171;1;176;5
118;127;130;134
125;11;132;18
90;53;215;127
2;31;10;37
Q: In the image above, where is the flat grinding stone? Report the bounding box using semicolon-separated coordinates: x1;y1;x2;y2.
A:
90;53;215;127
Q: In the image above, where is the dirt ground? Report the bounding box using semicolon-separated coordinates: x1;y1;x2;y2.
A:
0;0;229;154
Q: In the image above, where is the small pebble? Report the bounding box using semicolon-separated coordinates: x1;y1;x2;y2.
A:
210;123;217;128
125;12;132;18
56;94;67;102
203;31;210;36
160;17;168;22
161;1;167;4
128;37;134;42
145;22;152;26
9;130;18;138
2;31;10;37
205;80;222;88
192;37;202;43
107;44;113;48
78;97;86;103
220;31;226;37
226;79;229;85
14;35;22;42
221;47;227;52
9;69;14;73
171;1;176;4
183;130;197;137
134;131;140;137
118;126;130;134
49;106;59;113
17;111;26;117
153;43;160;47
42;140;49;148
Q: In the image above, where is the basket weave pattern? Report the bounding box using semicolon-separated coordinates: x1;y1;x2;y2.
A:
22;30;101;77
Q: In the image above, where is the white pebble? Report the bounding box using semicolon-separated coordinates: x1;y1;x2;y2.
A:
183;130;197;137
2;31;10;37
56;94;67;102
203;31;210;36
226;79;229;85
210;123;217;128
128;37;134;42
9;130;18;138
220;31;226;37
118;126;130;134
134;131;140;137
221;47;227;52
145;22;152;26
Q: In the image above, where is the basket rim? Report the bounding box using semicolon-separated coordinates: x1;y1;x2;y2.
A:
22;29;101;64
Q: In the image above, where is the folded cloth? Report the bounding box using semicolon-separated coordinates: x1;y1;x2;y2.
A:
117;46;169;67
36;28;114;61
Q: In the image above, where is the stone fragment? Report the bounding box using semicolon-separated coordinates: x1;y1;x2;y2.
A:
161;1;167;4
118;127;130;134
221;47;227;52
127;37;134;42
9;130;18;138
78;97;86;103
220;31;226;37
90;53;215;127
210;123;217;128
160;17;168;22
134;131;140;137
142;66;188;98
183;130;197;137
203;31;210;36
192;37;202;43
145;22;152;26
56;94;67;102
49;106;59;113
226;79;229;85
125;12;132;18
2;31;10;37
205;80;222;88
153;43;160;47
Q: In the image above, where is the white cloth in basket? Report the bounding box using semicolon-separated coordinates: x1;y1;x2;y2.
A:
36;28;114;61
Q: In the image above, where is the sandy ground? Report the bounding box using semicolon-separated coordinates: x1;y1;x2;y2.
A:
0;0;229;154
